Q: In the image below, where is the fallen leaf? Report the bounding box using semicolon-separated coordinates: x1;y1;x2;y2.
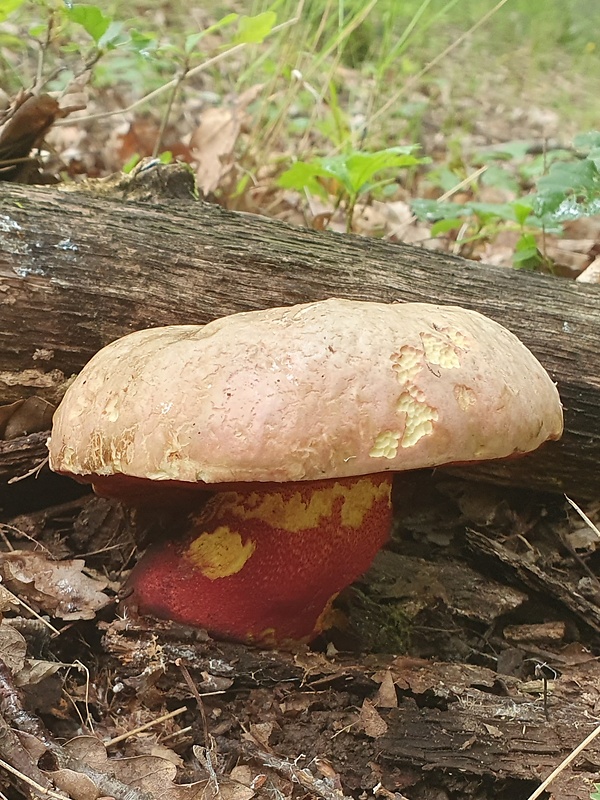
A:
373;669;398;708
358;698;388;738
190;84;263;194
0;621;27;673
46;736;254;800
577;256;600;284
3;396;55;439
0;552;111;620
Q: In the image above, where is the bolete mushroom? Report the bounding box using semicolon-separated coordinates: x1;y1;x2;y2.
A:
48;299;563;644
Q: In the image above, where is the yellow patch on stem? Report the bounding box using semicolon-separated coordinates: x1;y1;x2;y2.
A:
186;526;256;579
210;477;390;533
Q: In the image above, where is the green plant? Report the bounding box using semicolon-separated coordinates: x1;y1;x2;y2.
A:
279;145;429;231
412;131;600;270
591;784;600;800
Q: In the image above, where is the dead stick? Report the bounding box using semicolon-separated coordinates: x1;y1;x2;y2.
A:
221;740;352;800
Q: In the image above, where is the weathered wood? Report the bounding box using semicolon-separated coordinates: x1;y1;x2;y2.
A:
0;431;47;483
0;171;599;497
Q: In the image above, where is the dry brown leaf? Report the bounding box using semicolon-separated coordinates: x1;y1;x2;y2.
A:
0;552;111;620
0;400;24;438
49;767;99;800
3;396;55;439
47;736;253;800
373;669;398;708
0;621;27;673
577;256;600;284
15;658;62;687
0;620;61;693
358;698;388;738
0;584;19;613
190;84;263;194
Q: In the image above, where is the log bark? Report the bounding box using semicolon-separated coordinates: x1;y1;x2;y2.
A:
1;169;599;497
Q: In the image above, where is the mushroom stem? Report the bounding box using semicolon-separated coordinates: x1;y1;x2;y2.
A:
126;473;394;644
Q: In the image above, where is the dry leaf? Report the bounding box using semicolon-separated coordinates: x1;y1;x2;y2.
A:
373;669;398;708
15;658;62;687
577;256;600;284
358;698;388;738
0;621;27;673
190;84;263;194
3;396;55;439
0;400;24;438
47;736;253;800
0;551;111;620
49;767;99;800
0;584;19;613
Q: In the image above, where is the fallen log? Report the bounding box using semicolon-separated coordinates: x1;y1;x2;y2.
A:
0;167;599;497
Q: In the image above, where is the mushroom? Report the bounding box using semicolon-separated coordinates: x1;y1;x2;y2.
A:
48;299;563;644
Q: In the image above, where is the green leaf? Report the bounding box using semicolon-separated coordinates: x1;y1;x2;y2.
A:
477;139;534;161
0;0;25;23
430;218;464;236
234;11;277;45
129;29;158;56
537;159;600;198
590;783;600;800
513;233;542;270
65;4;111;44
98;20;125;50
411;198;470;222
574;131;600;151
185;14;238;53
277;162;331;199
481;164;520;194
512;201;534;226
122;153;141;174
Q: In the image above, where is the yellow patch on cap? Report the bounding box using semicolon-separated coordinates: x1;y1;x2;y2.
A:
186;525;256;579
391;345;422;383
397;388;438;447
369;430;402;459
420;330;465;369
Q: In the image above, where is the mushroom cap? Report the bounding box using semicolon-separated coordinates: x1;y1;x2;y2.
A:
48;299;563;484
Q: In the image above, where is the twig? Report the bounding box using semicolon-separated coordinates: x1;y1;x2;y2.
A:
152;66;188;158
223;740;351;800
0;582;60;635
526;721;600;800
105;706;187;747
565;495;600;540
7;456;48;484
0;756;68;799
178;661;219;795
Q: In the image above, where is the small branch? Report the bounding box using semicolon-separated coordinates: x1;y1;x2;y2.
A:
105;706;187;747
222;740;352;800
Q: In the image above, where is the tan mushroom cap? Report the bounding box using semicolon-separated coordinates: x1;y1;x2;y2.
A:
48;299;563;484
